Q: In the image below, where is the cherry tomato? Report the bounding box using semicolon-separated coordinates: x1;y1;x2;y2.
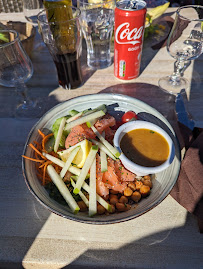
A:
121;111;138;123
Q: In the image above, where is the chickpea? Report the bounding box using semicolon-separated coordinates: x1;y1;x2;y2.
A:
119;195;128;204
143;179;152;189
131;191;141;202
143;175;151;181
97;204;106;215
109;204;116;214
135;180;143;190
116;202;131;212
109;194;119;205
140;185;150;197
128;182;136;191
110;189;119;195
116;202;126;212
124;187;133;197
77;201;88;212
124;204;131;211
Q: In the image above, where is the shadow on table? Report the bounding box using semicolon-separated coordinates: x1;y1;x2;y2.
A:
100;82;177;125
0;117;51;268
188;53;203;126
140;14;175;75
61;212;201;269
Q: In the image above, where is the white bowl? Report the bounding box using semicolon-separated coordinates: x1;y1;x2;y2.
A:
113;120;175;176
22;93;180;224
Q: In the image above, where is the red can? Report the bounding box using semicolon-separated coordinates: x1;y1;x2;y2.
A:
114;0;147;80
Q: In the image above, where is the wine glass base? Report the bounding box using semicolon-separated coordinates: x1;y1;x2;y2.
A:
158;76;189;96
15;100;44;119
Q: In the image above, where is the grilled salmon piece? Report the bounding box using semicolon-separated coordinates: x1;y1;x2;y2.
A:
103;158;127;193
94;114;116;133
65;124;96;149
96;154;109;198
115;159;136;182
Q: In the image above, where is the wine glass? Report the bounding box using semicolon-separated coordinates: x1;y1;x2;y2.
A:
158;5;203;95
0;29;42;118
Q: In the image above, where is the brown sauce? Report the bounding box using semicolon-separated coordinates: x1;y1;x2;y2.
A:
120;128;169;167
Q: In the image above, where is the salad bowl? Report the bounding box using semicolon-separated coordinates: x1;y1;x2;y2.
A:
22;93;181;224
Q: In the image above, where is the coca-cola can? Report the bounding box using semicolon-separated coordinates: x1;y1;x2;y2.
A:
114;0;147;80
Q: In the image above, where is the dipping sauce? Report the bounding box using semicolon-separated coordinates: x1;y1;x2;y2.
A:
120;128;169;167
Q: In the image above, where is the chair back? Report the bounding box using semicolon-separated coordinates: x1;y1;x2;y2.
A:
0;0;23;13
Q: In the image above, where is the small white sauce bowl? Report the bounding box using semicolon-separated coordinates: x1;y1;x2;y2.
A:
113;120;175;176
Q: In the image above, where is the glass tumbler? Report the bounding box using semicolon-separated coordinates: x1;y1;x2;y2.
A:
77;0;116;69
38;5;83;89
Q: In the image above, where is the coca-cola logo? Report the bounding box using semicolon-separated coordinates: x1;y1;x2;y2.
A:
115;22;144;45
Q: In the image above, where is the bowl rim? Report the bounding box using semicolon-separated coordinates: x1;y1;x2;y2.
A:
113;120;175;175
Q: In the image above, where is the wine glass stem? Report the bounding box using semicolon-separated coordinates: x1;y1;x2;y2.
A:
171;58;185;84
15;81;32;109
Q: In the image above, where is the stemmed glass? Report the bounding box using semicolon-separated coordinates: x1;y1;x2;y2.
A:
0;29;42;118
158;5;203;95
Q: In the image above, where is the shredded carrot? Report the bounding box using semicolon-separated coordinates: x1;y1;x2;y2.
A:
29;143;46;159
23;130;65;186
22;155;44;163
38;129;46;138
33;140;41;147
43;161;52;185
39;160;52;169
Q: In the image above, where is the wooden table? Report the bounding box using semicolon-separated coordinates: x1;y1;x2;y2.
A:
0;9;203;269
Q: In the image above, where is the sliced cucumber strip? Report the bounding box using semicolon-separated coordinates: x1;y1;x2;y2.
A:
58;139;86;157
54;117;66;152
68;165;82;176
94;104;107;113
47;165;80;214
100;149;108;172
90;139;116;160
89;157;97;217
71;179;89;207
42;152;82;176
43;152;65;167
86;118;97;128
91;126;120;158
100;131;108;172
83;104;107;116
66;111;83;124
71;176;112;212
60;146;80;179
73;145;98;194
64;110;105;132
52;116;69;148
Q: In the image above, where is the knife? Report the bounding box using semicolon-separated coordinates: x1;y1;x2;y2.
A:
175;92;195;131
